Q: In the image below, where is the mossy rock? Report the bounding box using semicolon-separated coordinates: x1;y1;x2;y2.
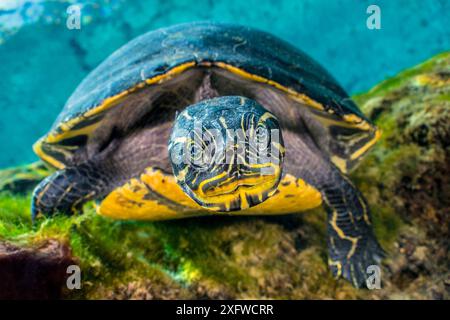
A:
0;52;448;299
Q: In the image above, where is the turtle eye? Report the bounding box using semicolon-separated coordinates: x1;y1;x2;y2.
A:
189;142;206;167
203;139;217;162
190;143;203;162
188;139;216;170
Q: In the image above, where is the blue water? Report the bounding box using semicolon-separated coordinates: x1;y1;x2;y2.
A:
0;0;448;168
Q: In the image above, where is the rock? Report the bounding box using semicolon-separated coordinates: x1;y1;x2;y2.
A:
412;246;428;262
0;240;77;299
353;52;449;241
0;52;448;299
352;51;450;299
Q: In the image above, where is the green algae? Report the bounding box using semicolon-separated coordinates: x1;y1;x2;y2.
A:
353;51;450;101
0;192;33;238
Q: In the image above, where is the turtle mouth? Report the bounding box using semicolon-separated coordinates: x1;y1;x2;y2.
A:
186;162;282;211
203;173;276;197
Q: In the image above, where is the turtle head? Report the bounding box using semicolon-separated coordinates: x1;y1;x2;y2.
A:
169;96;284;212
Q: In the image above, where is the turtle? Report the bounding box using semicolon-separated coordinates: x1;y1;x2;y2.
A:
31;22;384;288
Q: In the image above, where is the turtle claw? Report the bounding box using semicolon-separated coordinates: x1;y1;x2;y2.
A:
329;235;385;289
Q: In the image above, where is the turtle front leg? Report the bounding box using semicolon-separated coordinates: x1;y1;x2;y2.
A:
319;172;385;288
284;131;384;288
31;162;112;219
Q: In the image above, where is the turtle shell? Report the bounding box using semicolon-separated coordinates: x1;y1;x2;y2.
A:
34;22;379;172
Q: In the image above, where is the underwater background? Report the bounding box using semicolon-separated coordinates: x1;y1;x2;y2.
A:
0;0;449;168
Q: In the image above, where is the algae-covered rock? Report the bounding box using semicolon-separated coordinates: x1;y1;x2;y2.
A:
0;52;448;300
350;51;450;299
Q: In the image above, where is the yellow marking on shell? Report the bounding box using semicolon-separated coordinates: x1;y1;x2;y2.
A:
36;60;375;169
341;114;372;130
314;113;368;130
313;111;380;169
33;139;65;169
210;62;378;164
86;61;197;119
212;62;325;111
35;61;197;168
45;121;101;144
331;156;348;173
42;142;76;161
350;128;382;161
